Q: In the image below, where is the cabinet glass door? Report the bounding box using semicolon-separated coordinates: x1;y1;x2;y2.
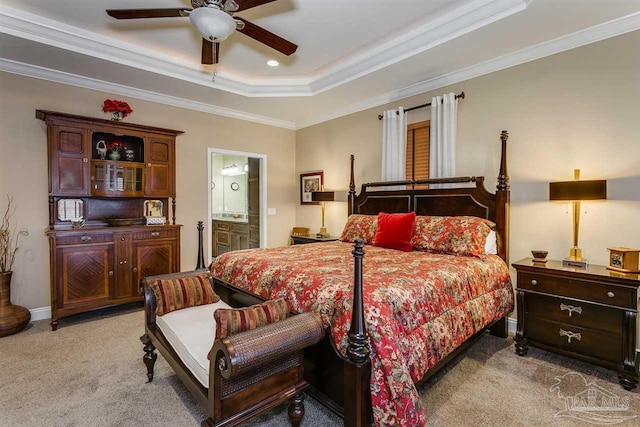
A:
91;160;144;197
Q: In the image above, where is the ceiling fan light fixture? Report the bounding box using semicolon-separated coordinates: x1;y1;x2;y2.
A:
189;7;236;41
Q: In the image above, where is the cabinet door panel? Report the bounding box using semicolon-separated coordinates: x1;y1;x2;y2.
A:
145;138;174;197
59;245;112;306
114;233;133;299
51;125;90;196
134;240;176;290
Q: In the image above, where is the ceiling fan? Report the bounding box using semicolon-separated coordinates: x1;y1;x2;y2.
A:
106;0;297;65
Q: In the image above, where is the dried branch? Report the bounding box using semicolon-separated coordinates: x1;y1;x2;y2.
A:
0;196;29;273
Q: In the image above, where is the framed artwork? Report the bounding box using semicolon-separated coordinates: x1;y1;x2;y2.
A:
300;171;323;205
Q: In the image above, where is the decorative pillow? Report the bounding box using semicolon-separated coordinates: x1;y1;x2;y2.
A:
150;273;220;316
373;212;416;252
214;298;290;340
411;215;495;257
339;214;378;244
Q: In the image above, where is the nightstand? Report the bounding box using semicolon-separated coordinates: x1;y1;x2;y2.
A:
290;235;338;245
513;258;639;390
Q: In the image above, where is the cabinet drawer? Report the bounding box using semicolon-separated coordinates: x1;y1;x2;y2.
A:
526;293;622;334
133;229;177;240
230;223;248;233
216;231;230;245
527;317;622;363
56;233;113;246
214;221;230;231
518;272;636;309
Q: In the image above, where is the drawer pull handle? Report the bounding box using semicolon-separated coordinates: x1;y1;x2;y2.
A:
80;236;92;242
108;270;113;276
560;303;582;317
607;291;615;298
559;329;581;343
151;232;160;237
531;279;538;286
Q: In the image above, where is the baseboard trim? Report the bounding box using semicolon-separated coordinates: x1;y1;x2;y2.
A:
29;306;51;321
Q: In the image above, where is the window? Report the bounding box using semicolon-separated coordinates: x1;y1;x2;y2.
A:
405;120;430;188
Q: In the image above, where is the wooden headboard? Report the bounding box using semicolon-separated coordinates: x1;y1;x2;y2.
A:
347;130;510;261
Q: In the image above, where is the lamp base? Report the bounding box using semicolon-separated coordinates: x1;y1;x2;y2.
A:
316;227;330;238
562;256;588;269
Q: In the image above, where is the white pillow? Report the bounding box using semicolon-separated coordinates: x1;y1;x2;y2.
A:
485;230;497;255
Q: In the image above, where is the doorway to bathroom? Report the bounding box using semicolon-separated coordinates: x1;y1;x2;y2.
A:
207;148;266;263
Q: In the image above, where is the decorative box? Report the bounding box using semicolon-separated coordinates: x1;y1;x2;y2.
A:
145;216;166;226
607;247;640;273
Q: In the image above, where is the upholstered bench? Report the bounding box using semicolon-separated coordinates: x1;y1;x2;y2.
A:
140;270;324;427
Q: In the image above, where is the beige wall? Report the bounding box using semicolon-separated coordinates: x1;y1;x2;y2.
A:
0;73;296;309
3;30;640;314
296;30;640;273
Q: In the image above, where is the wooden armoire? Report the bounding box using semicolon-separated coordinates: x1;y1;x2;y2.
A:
37;110;183;330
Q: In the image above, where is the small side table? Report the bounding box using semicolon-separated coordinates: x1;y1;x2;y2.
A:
513;257;639;390
290;235;339;245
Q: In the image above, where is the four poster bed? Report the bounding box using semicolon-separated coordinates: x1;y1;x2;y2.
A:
204;131;514;426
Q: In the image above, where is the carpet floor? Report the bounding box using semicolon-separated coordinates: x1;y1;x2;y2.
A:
1;305;638;426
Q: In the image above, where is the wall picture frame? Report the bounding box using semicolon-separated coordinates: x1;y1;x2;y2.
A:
300;171;323;205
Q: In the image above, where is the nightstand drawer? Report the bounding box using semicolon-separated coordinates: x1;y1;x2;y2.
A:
526;293;622;334
518;272;636;309
527;317;622;363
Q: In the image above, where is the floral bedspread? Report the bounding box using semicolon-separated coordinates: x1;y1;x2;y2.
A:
209;241;514;426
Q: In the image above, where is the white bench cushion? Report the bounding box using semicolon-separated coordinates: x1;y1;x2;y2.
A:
156;300;232;388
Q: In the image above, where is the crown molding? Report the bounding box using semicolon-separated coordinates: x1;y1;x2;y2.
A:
0;58;296;129
296;11;640;129
0;1;528;97
309;0;528;93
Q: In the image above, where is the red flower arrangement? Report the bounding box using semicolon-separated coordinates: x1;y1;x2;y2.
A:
102;99;133;119
106;141;126;154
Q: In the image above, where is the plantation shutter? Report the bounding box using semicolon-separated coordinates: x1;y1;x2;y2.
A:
405;120;430;188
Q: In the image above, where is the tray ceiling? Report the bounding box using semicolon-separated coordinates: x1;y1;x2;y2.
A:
1;0;639;128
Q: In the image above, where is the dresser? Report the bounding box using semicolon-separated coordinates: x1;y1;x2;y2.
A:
38;110;183;330
513;258;639;390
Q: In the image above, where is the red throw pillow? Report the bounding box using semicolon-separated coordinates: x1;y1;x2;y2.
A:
373;212;416;252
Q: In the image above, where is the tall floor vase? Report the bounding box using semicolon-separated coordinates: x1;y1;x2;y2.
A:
0;272;30;337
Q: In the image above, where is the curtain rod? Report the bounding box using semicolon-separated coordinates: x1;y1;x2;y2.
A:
377;91;465;120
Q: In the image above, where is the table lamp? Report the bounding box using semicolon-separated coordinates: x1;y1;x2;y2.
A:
549;169;606;268
311;189;335;238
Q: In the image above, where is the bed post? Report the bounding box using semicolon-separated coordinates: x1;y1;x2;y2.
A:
490;130;510;339
344;239;371;426
348;155;356;216
196;221;206;269
495;130;510;263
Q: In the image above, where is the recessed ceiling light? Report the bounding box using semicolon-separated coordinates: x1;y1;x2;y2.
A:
267;60;279;67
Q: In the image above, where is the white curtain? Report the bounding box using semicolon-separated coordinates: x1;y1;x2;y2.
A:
429;93;458;187
381;107;407;188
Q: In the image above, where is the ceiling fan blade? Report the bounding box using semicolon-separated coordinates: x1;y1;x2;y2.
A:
236;17;297;56
106;8;191;20
234;0;276;12
201;39;220;65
